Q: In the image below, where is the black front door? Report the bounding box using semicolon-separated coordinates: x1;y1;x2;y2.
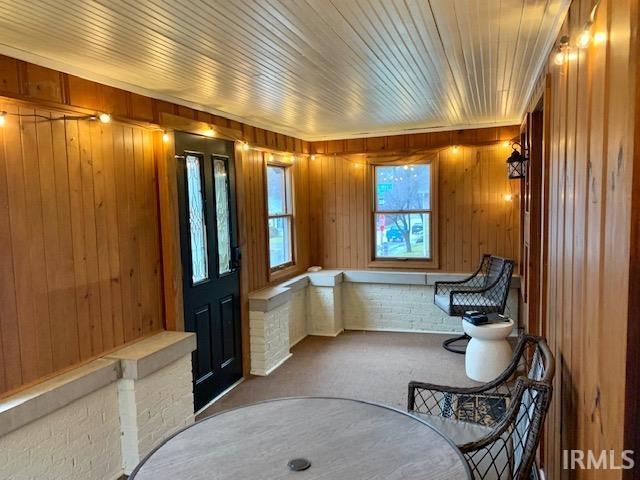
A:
175;132;242;411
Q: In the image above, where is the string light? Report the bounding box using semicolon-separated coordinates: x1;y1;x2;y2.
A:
577;22;593;48
0;111;6;127
553;35;570;66
593;32;606;44
98;112;111;124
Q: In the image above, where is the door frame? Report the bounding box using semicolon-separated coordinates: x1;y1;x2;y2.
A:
155;114;251;378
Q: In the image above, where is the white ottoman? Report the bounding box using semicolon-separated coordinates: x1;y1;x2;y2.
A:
463;318;514;382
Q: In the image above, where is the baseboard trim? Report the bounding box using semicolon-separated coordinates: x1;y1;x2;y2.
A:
194;377;245;416
308;329;344;337
344;326;463;336
250;352;293;376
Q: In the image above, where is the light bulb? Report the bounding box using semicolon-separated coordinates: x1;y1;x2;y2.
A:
577;30;591;48
98;112;111;123
310;155;316;160
403;165;409;170
268;154;274;162
204;127;216;137
504;194;514;202
162;132;170;143
451;145;460;154
503;140;510;148
553;50;565;66
594;32;606;44
567;50;578;61
242;142;250;151
0;111;6;127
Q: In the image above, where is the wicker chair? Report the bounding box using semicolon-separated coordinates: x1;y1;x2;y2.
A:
435;254;515;353
407;335;555;480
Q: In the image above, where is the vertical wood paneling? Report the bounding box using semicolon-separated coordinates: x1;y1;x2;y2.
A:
235;149;312;295
0;102;164;397
309;144;520;271
530;0;639;477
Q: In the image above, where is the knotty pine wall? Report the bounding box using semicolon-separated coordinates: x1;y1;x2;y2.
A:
309;142;521;271
239;149;312;293
0;102;163;396
525;0;640;478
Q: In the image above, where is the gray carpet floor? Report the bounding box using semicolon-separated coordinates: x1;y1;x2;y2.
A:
199;330;479;419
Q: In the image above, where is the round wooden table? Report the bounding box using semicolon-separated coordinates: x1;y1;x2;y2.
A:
131;397;471;480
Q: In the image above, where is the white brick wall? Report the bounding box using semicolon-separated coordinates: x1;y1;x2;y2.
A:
343;283;519;333
308;285;343;336
288;288;308;346
250;302;291;375
0;384;122;480
118;355;194;474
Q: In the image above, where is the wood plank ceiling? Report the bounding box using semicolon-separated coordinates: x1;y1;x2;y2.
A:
0;0;569;140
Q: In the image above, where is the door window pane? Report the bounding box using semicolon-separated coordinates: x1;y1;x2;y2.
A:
186;154;209;283
213;158;232;275
267;166;286;215
375;213;430;259
268;216;292;267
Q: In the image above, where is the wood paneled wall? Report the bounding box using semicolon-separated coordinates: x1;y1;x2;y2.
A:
309;143;521;271
0;55;311;154
310;125;518;155
526;0;640;478
238;150;312;293
0;101;163;396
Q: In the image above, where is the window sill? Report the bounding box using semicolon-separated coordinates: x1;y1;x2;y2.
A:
268;263;299;283
367;258;440;269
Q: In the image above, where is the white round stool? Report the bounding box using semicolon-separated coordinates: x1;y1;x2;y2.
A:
463;318;514;382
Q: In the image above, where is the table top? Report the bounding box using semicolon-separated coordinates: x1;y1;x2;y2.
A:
131;397;471;480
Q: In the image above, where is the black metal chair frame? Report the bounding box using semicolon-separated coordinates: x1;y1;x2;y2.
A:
407;335;555;480
435;254;515;354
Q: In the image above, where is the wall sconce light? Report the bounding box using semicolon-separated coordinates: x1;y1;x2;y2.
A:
507;142;527;179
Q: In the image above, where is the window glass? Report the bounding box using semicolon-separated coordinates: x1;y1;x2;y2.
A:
186;154;209;283
266;162;293;269
374;164;431;260
213;158;231;275
268;216;292;267
267;166;286;215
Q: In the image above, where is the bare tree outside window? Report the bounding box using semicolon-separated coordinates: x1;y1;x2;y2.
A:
374;164;431;259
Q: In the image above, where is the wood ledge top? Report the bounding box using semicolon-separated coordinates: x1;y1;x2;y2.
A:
0;331;195;437
248;269;521;312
